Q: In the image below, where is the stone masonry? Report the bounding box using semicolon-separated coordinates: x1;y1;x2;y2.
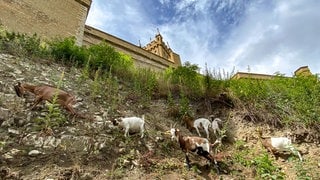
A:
0;0;91;45
0;0;181;70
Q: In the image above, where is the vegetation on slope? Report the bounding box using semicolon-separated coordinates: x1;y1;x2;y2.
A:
1;26;319;129
0;26;319;179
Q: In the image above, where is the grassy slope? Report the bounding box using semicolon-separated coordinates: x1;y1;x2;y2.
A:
0;29;319;179
0;53;319;179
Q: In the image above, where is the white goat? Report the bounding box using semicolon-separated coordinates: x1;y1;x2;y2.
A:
211;118;222;137
259;130;302;161
117;115;145;138
193;118;212;139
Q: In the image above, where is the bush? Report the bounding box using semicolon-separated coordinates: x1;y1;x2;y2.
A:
165;61;203;98
49;37;88;66
0;27;46;58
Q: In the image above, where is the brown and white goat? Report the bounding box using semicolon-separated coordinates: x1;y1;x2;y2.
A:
258;130;302;161
168;128;220;173
14;82;80;117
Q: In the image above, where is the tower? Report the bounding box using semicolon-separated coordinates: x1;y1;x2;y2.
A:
143;32;181;66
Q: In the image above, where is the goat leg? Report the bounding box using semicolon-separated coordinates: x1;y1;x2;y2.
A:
31;96;43;110
195;127;201;137
140;126;144;138
124;128;129;137
199;149;220;174
64;104;77;115
185;153;192;169
205;127;209;139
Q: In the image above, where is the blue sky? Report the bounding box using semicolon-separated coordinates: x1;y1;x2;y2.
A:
86;0;320;76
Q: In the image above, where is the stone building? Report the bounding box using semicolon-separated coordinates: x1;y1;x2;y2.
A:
231;66;312;80
0;0;181;71
143;33;181;66
294;66;312;77
83;26;180;71
0;0;91;45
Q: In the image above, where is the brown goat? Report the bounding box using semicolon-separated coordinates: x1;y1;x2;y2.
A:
14;82;79;117
182;114;194;131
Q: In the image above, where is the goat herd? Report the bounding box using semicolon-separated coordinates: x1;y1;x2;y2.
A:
13;82;303;175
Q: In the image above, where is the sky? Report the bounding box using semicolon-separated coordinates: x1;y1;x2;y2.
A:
86;0;320;76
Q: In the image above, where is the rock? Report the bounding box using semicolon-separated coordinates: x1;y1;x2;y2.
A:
81;173;94;180
299;145;309;155
67;127;77;134
3;148;21;159
94;115;103;121
13;116;26;127
0;117;4;126
102;111;109;118
3;153;14;159
119;148;126;153
0;107;10;126
14;69;22;74
155;136;164;142
8;128;20;135
43;136;61;148
119;142;126;148
132;159;140;167
28;150;42;156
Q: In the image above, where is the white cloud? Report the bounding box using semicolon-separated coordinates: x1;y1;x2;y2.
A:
86;0;320;76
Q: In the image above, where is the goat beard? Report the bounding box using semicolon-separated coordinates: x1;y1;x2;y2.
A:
14;85;22;97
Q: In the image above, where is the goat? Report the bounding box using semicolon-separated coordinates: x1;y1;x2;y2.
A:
14;82;80;117
116;115;145;138
167;128;220;173
193;118;212;139
211;117;222;137
258;130;302;161
183;114;220;139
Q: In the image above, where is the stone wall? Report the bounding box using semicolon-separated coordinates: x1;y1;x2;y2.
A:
83;25;180;71
0;0;91;45
0;0;181;70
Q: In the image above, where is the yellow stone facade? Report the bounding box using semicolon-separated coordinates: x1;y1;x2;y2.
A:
0;0;181;70
143;33;181;66
0;0;91;45
232;66;312;80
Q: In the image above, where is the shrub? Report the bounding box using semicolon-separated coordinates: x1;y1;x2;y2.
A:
165;61;203;98
0;27;46;58
49;37;88;66
252;153;285;179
